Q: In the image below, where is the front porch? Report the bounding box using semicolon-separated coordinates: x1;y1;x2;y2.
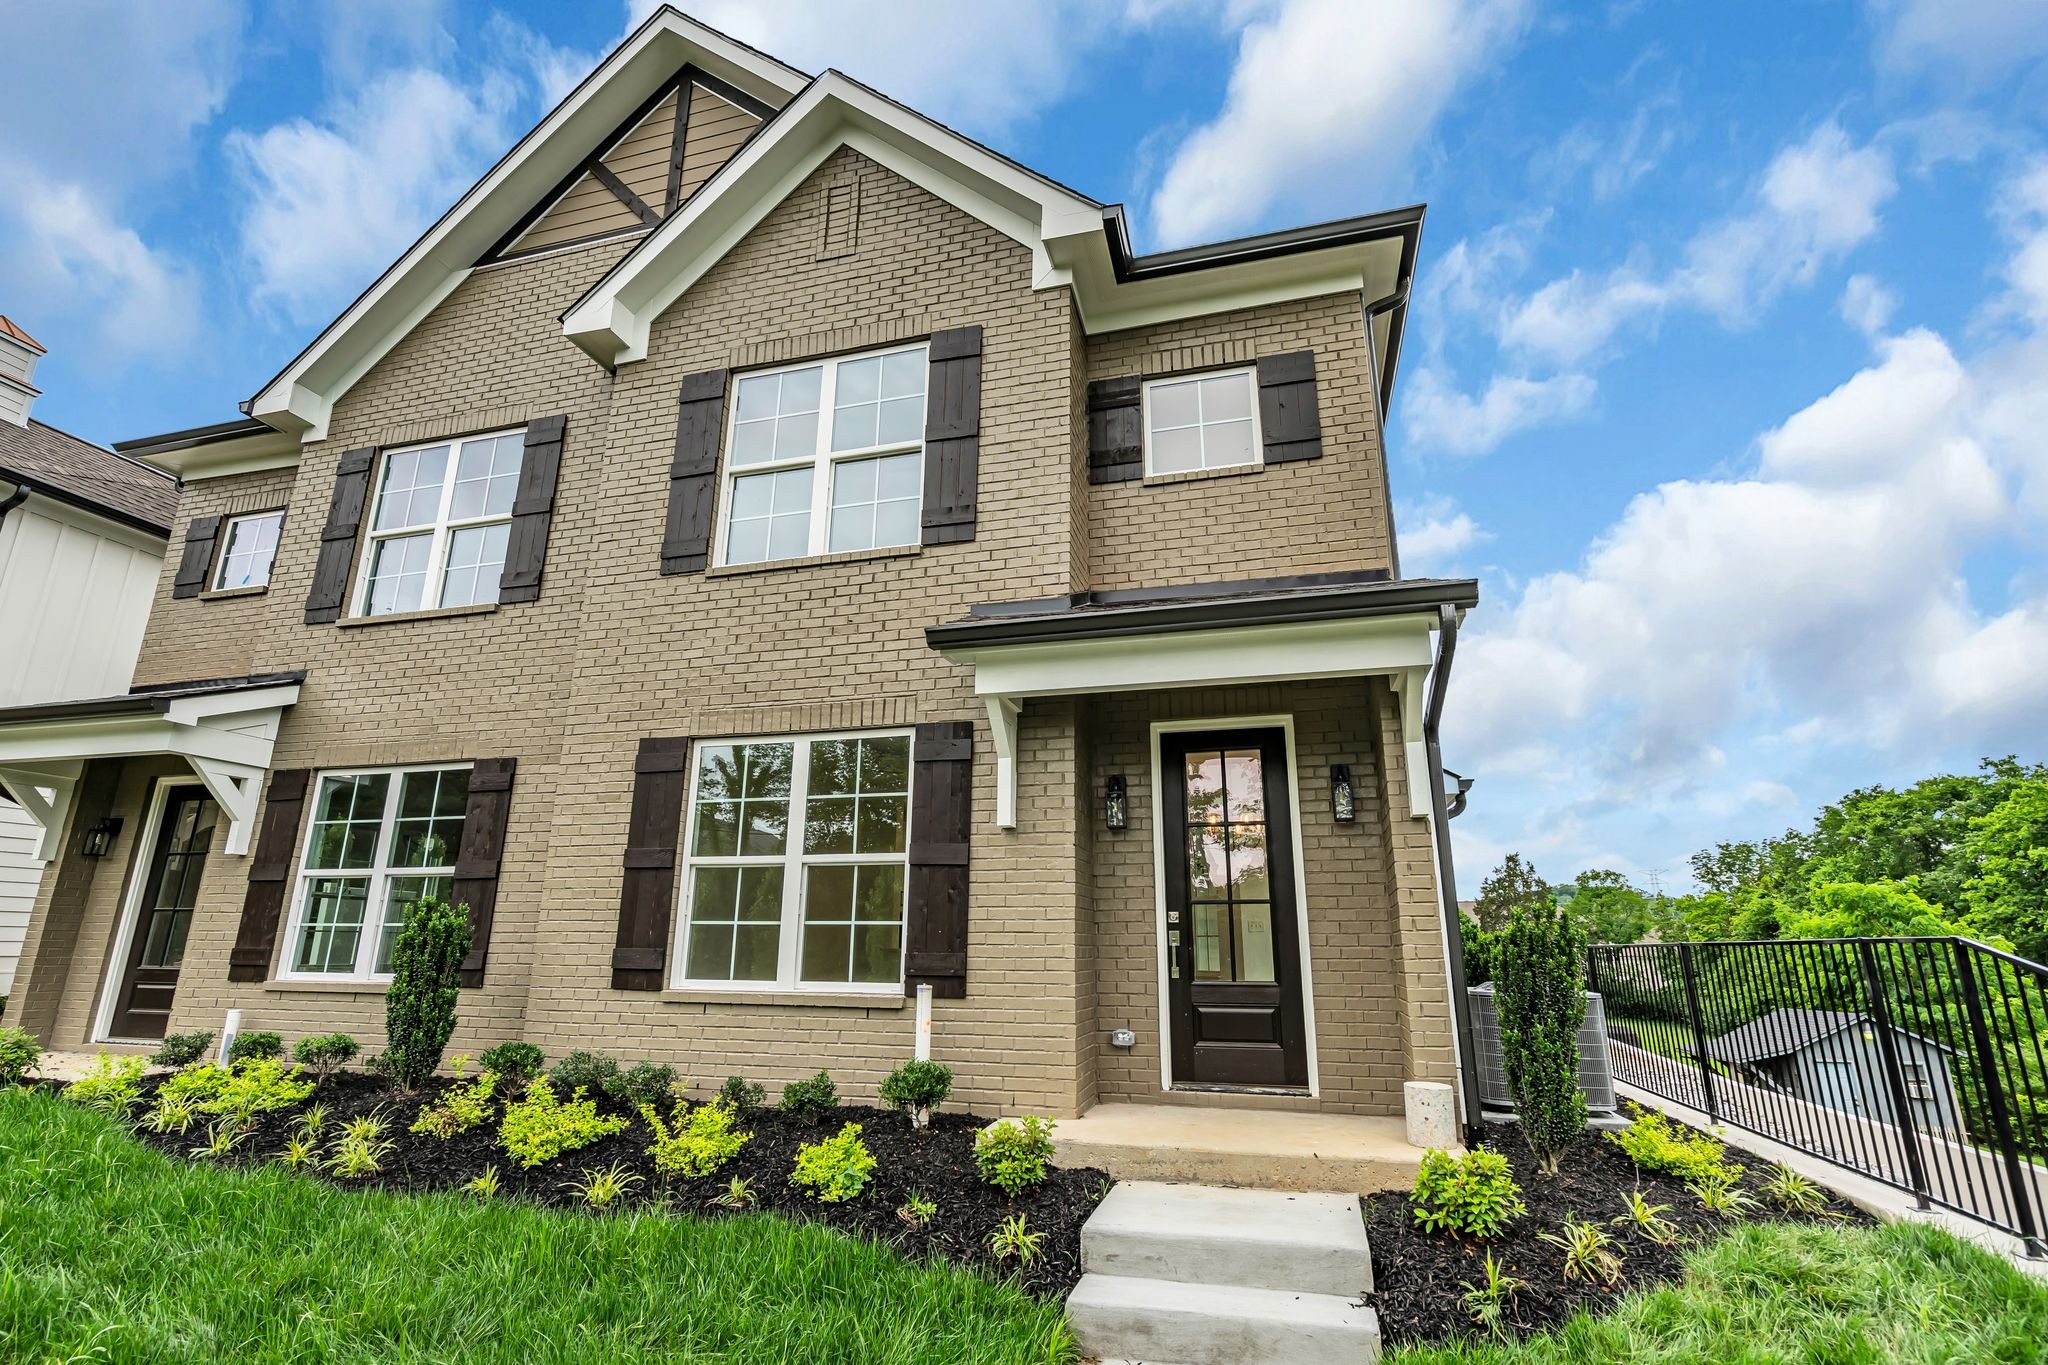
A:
1053;1099;1436;1193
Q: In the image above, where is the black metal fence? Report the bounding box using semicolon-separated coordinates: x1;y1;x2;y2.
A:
1588;937;2048;1256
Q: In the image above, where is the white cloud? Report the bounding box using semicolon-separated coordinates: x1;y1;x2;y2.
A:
6;180;199;358
1403;367;1597;456
1869;0;2048;83
1839;274;1898;336
1397;496;1491;575
1148;0;1530;246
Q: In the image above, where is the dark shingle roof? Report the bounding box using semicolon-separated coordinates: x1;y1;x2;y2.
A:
1708;1007;1955;1064
0;418;179;535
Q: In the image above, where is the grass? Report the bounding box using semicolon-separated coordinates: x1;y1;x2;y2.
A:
1608;1013;1704;1063
1388;1219;2048;1364
0;1088;1074;1364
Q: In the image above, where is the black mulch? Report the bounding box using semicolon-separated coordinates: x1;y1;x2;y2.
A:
1363;1120;1873;1347
114;1072;1110;1300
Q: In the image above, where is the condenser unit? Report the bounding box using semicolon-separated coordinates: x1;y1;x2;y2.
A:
1469;984;1617;1114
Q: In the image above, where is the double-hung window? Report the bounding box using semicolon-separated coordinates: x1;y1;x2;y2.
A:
676;730;911;992
718;344;927;566
281;764;470;981
1143;368;1261;476
212;511;284;590
354;429;524;615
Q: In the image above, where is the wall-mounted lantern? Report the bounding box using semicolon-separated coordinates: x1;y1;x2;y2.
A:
1329;765;1356;823
81;816;123;858
1104;775;1128;831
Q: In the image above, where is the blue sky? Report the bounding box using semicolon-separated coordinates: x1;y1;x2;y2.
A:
5;0;2046;892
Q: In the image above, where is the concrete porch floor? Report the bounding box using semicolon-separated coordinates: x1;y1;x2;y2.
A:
1053;1101;1443;1193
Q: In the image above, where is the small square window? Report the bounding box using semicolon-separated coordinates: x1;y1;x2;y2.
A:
1144;369;1261;475
211;511;284;591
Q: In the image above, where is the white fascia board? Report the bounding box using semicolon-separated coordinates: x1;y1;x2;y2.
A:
246;8;807;438
1056;231;1406;336
144;429;302;481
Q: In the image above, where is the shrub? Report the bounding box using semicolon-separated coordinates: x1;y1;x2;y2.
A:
329;1111;395;1178
0;1026;41;1084
383;896;471;1090
1606;1104;1742;1184
1761;1163;1831;1215
879;1060;953;1129
1461;1251;1525;1341
143;1093;202;1135
226;1031;283;1064
194;1121;251;1160
61;1053;147;1113
973;1116;1056;1198
779;1071;838;1124
550;1050;621;1096
568;1161;642;1210
480;1042;546;1087
896;1190;937;1230
412;1070;499;1139
1690;1166;1761;1218
1494;896;1589;1175
280;1131;320;1169
606;1060;678;1111
150;1031;213;1070
1459;912;1498;986
987;1213;1044;1265
205;1057;315;1125
1540;1216;1623;1285
293;1033;359;1079
157;1062;233;1107
642;1097;751;1179
1612;1187;1680;1245
712;1176;756;1209
465;1165;502;1201
718;1074;767;1115
789;1121;875;1203
1411;1147;1526;1240
498;1077;628;1169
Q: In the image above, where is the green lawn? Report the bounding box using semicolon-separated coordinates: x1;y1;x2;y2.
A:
1387;1218;2048;1364
0;1089;1073;1364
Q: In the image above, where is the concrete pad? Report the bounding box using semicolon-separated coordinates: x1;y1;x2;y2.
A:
1084;1181;1372;1296
1068;1273;1379;1365
1053;1102;1438;1193
29;1049;157;1083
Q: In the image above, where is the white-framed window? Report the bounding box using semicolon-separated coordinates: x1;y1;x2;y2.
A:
675;730;911;992
1902;1060;1934;1100
212;511;284;591
278;763;471;982
1142;367;1261;476
716;344;927;566
352;429;525;616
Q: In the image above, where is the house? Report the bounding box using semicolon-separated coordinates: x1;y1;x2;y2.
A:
0;316;178;1000
1708;1007;1963;1137
0;9;1480;1135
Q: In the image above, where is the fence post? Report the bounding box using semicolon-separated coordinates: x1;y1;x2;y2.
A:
1953;939;2045;1257
1677;942;1719;1124
1856;939;1932;1208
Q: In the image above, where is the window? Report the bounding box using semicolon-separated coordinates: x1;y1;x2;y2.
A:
1902;1061;1934;1100
281;764;470;981
718;344;926;566
212;511;284;591
1143;368;1260;476
353;429;524;615
676;731;911;991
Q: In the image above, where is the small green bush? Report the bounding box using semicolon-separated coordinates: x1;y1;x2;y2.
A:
642;1097;751;1178
1607;1104;1742;1184
292;1033;359;1079
384;897;471;1090
779;1070;838;1124
412;1070;499;1139
480;1042;546;1086
0;1026;41;1084
1494;894;1588;1176
717;1074;766;1115
606;1060;678;1111
1411;1147;1527;1239
789;1121;875;1203
498;1077;627;1169
973;1116;1056;1197
226;1031;283;1064
328;1111;394;1179
150;1031;214;1070
156;1062;234;1107
879;1060;953;1128
549;1049;620;1096
205;1057;315;1125
61;1053;147;1113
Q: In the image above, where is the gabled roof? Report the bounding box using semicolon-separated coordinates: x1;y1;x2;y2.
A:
0;417;178;536
1707;1007;1956;1064
0;316;45;354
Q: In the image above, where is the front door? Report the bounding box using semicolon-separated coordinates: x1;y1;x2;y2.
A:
108;787;218;1040
1162;728;1309;1089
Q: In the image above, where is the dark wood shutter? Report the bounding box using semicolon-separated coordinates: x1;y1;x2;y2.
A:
660;371;727;575
498;417;566;604
1087;376;1143;484
1257;351;1323;463
304;447;377;623
452;757;517;988
612;737;692;989
921;325;981;545
227;769;311;982
905;721;972;998
170;515;223;599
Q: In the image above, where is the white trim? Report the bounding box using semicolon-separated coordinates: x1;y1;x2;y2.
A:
210;510;285;592
92;777;205;1044
1148;715;1320;1098
0;761;79;860
1141;367;1262;478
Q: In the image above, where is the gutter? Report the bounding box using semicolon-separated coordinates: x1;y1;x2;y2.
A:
0;483;28;535
1421;601;1485;1141
0;465;171;540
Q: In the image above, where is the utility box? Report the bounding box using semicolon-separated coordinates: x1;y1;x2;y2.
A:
1469;985;1617;1115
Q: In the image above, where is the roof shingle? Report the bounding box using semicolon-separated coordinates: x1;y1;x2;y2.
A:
0;418;179;535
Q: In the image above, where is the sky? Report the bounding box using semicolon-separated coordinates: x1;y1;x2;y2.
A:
4;0;2046;893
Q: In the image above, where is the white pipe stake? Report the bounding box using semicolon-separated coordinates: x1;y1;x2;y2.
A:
219;1008;243;1064
914;983;933;1062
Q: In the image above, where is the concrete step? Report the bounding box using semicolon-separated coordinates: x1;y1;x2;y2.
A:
1052;1102;1430;1193
1067;1273;1380;1365
1083;1181;1373;1296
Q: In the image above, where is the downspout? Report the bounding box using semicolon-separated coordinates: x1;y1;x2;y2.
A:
1422;601;1485;1142
1362;282;1411;580
0;484;28;536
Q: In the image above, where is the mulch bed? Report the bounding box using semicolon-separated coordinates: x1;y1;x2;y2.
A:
103;1071;1108;1300
1363;1117;1873;1347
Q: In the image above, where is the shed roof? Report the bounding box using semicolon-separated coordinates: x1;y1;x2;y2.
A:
1707;1007;1955;1064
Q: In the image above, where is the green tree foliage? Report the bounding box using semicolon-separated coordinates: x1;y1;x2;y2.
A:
1459;912;1497;985
1471;853;1550;934
1960;780;2048;963
1495;899;1589;1175
1565;868;1656;945
383;897;471;1090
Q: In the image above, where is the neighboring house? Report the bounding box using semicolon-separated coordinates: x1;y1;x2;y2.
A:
1708;1007;1964;1137
0;316;178;998
0;10;1480;1128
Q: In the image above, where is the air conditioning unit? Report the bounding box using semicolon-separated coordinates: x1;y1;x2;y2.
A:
1468;984;1617;1114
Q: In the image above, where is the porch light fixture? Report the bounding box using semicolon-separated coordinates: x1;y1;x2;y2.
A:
1329;765;1356;823
81;816;122;858
1104;775;1128;831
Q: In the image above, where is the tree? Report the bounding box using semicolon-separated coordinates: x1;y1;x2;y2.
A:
1959;779;2048;963
383;897;471;1090
1459;912;1497;985
1495;897;1589;1176
1472;853;1550;934
1565;869;1654;945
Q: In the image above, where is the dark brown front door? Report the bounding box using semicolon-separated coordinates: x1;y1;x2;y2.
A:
109;787;218;1041
1162;728;1309;1089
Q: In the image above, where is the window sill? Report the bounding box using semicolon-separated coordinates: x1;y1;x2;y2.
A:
200;584;270;602
262;978;390;995
338;602;499;629
705;544;921;579
1140;462;1266;489
658;987;908;1011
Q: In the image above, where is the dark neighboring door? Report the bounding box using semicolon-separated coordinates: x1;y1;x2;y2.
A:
109;787;218;1041
1162;728;1309;1089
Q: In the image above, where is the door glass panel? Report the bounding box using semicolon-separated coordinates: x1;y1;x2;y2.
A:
1181;746;1279;984
139;909;191;969
1234;903;1277;983
1192;903;1228;979
137;795;217;969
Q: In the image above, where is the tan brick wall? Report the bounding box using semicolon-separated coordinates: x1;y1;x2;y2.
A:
1371;677;1458;1087
135;469;300;685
